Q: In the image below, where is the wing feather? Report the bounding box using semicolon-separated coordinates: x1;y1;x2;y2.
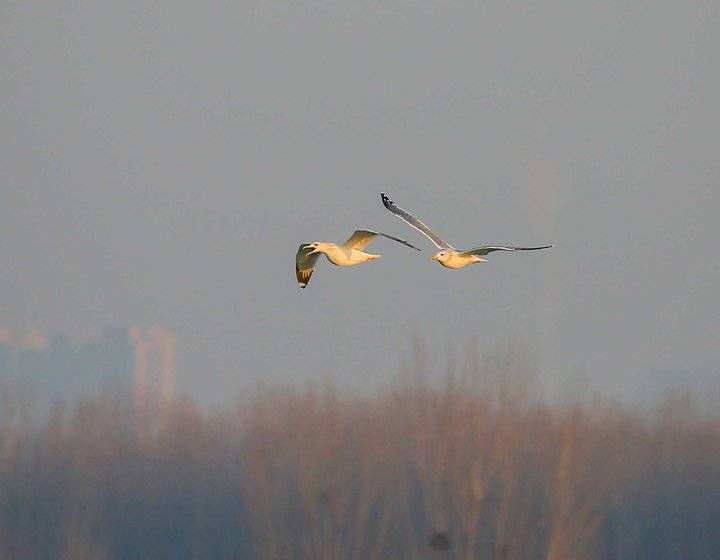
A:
295;244;321;288
342;229;420;251
460;245;552;257
380;193;454;250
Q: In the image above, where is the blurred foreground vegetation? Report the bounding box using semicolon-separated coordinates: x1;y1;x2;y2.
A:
0;351;718;559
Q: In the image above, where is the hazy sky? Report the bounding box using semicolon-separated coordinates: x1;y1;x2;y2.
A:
2;1;718;403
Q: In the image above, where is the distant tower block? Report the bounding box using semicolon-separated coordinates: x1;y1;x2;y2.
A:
0;327;47;375
0;327;47;350
129;326;176;419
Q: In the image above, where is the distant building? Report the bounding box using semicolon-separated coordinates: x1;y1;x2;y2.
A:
0;326;175;413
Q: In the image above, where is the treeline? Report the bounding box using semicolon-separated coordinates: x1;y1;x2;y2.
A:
0;363;718;559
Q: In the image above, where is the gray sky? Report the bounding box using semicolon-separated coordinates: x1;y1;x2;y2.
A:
2;1;719;403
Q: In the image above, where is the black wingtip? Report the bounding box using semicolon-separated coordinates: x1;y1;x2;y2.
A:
522;245;553;251
380;192;392;209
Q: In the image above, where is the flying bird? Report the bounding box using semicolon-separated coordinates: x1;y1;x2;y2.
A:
380;192;551;269
295;229;420;288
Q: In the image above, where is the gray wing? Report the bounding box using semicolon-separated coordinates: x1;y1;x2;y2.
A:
342;229;420;251
380;193;455;250
295;244;321;288
460;245;552;257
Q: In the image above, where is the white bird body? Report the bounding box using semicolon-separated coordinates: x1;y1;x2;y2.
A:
432;251;486;269
311;242;381;266
295;229;418;288
381;192;551;269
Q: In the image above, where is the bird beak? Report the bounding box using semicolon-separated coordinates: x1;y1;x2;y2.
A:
431;255;437;261
307;246;319;254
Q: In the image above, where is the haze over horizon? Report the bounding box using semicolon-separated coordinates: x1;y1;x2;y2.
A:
2;1;719;403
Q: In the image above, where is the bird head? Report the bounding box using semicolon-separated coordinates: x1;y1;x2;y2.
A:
431;251;450;263
307;243;321;254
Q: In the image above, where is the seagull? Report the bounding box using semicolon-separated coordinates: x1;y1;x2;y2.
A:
380;192;551;269
295;229;420;288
